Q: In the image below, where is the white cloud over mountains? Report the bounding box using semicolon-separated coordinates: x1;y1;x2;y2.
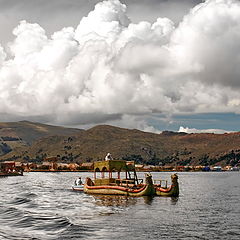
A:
1;0;240;131
178;126;233;134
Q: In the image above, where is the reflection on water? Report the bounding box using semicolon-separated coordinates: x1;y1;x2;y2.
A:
93;195;138;207
170;197;179;205
0;172;240;240
143;195;154;205
93;195;157;207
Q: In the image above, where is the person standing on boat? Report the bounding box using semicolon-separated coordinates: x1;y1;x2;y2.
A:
105;153;113;161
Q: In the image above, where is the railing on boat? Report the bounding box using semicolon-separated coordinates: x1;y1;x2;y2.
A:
114;178;144;187
154;179;168;188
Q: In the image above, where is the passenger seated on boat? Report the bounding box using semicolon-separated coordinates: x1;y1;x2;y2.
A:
105;153;113;161
75;177;82;185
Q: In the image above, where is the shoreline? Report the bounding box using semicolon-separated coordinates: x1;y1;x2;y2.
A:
23;169;237;173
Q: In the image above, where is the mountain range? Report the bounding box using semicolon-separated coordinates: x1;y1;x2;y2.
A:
0;121;240;167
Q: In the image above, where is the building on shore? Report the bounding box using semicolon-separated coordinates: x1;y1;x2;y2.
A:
80;162;94;170
0;161;23;173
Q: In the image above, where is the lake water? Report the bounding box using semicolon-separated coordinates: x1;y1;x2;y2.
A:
0;172;240;240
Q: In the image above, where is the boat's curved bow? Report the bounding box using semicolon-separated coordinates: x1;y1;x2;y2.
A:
72;184;84;192
155;174;179;197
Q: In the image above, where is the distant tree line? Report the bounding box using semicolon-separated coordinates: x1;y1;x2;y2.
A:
199;150;240;167
1;136;22;141
0;143;12;154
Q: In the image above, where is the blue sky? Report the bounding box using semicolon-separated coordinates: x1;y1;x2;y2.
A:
148;113;240;132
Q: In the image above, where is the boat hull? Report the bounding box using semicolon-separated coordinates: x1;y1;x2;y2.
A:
155;183;179;197
84;178;155;197
72;185;84;192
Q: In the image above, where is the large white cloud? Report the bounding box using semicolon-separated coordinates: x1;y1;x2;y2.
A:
0;45;6;66
0;0;240;131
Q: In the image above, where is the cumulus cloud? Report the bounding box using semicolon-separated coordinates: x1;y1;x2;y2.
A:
178;126;233;134
0;45;6;66
107;114;162;133
1;0;240;131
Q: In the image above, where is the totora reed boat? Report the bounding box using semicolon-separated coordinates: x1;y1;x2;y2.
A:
73;159;179;197
154;173;179;197
83;160;155;197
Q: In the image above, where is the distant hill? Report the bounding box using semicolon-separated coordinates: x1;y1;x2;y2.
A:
1;124;240;167
0;121;83;156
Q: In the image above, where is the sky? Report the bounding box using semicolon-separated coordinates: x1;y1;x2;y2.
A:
0;0;240;133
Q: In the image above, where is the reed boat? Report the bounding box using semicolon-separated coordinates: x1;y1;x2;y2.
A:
154;173;179;197
82;160;155;197
0;162;23;177
72;177;84;191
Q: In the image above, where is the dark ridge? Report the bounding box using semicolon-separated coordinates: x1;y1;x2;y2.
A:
161;131;188;136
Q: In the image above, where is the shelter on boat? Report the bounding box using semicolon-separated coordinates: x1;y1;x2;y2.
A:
79;159;154;196
93;160;141;186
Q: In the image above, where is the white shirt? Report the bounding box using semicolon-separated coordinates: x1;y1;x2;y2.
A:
76;178;82;185
105;153;113;160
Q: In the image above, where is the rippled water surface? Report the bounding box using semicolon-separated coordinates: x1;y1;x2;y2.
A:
0;172;240;240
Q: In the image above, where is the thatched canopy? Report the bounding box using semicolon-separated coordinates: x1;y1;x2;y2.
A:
94;160;130;172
